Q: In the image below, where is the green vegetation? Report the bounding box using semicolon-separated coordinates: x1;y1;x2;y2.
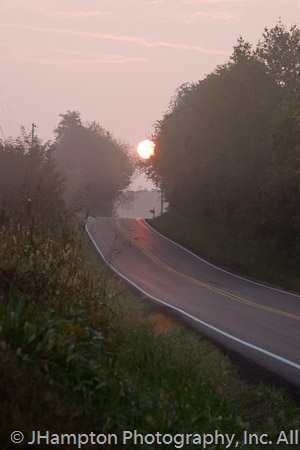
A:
1;215;300;449
145;21;300;272
0;128;299;447
0;129;64;225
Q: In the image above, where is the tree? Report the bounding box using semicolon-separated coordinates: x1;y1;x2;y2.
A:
255;21;300;90
260;93;300;255
231;36;253;64
148;60;281;225
145;20;300;264
0;128;65;225
54;111;134;215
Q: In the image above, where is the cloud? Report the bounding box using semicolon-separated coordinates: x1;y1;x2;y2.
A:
0;23;230;55
47;9;113;18
146;1;166;4
0;46;148;65
179;10;238;22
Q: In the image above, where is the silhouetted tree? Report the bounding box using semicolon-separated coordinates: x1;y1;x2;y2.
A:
231;36;253;64
255;21;300;90
148;60;281;224
146;21;300;265
54;111;134;215
260;93;300;255
0;128;65;225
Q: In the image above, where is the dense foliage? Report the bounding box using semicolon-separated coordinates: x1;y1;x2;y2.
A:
0;129;64;226
1;218;299;448
147;21;300;266
54;111;134;215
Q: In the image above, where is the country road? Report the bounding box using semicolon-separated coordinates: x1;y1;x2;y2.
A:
86;216;300;388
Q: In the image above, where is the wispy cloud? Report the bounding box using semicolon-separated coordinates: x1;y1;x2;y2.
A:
0;23;230;55
146;0;166;4
178;10;238;22
48;9;113;18
0;47;147;65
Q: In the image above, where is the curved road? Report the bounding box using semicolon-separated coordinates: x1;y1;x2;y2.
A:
86;216;300;387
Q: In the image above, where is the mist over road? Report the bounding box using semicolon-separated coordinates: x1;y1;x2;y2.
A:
86;217;300;388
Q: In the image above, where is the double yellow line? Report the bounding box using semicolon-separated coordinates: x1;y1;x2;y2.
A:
115;218;300;321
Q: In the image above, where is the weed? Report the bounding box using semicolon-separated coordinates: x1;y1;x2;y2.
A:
0;215;299;449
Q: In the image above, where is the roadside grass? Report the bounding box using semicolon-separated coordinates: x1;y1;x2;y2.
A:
149;211;300;293
0;216;299;449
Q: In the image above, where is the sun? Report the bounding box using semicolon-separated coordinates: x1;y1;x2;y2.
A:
137;139;156;159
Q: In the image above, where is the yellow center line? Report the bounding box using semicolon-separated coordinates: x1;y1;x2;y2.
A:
115;218;300;321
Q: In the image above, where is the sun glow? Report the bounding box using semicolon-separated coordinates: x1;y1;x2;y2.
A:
137;139;155;159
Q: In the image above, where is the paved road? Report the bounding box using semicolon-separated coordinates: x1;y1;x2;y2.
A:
86;216;300;387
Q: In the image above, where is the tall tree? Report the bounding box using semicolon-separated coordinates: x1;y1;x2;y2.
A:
255;21;300;90
149;60;281;224
260;93;300;254
0;129;65;224
146;20;300;264
54;111;134;215
231;36;253;64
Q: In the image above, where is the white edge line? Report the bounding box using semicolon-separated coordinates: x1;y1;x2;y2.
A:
85;220;300;372
144;219;300;298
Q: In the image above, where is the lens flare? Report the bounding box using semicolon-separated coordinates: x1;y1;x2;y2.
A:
137;140;155;159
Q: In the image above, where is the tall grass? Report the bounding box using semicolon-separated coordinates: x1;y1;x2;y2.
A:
0;216;113;446
0;214;299;449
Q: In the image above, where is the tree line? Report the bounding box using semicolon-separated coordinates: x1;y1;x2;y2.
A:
146;21;300;265
0;112;134;224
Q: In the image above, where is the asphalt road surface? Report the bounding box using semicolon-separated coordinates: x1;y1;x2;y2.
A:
86;216;300;388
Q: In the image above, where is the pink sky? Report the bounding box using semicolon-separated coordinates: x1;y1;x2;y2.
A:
0;0;299;187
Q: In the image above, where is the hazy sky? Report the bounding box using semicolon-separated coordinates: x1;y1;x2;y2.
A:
0;0;299;187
